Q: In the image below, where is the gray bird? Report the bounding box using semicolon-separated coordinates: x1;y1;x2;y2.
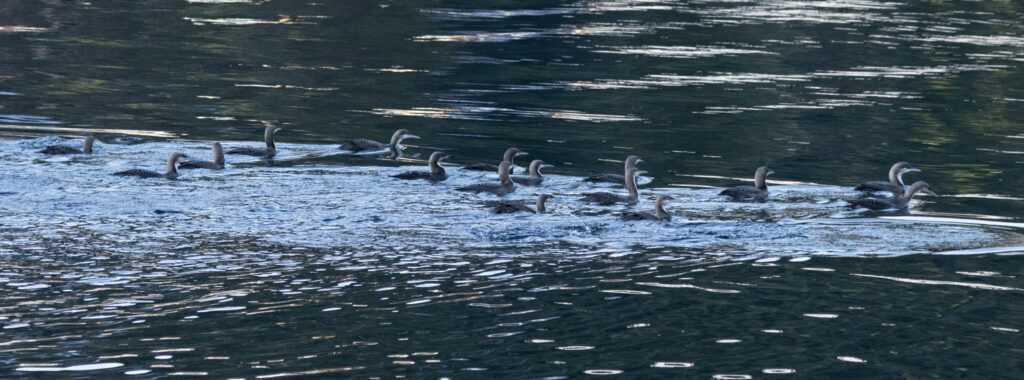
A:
583;155;641;184
392;151;449;182
178;142;225;170
847;181;936;210
227;125;282;158
621;195;673;221
854;161;920;196
512;160;553;186
39;136;95;155
114;153;189;179
456;161;516;196
720;167;773;202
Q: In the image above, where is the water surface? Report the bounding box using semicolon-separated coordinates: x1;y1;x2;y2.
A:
2;0;1024;378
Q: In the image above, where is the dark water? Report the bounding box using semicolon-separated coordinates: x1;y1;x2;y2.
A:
2;0;1024;378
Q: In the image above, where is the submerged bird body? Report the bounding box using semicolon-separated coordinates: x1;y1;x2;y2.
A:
847;181;935;210
512;160;551;186
583;155;641;184
621;195;673;221
492;194;554;214
854;162;920;196
581;168;643;205
465;147;526;174
39;136;95;155
178;142;225;170
114;153;188;179
227;125;282;157
340;129;419;155
720;167;773;202
457;161;516;196
392;152;448;182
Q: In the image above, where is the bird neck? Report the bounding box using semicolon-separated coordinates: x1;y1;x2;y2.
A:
166;156;179;177
264;128;276;150
755;172;768;191
654;198;668;217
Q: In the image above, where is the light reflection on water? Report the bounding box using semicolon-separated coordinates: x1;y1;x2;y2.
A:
2;0;1024;377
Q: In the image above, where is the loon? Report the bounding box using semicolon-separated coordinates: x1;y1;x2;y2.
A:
847;181;936;210
114;153;188;179
178;142;225;170
854;161;920;196
621;195;673;221
227;125;282;157
492;194;554;214
465;147;526;174
456;161;516;196
580;167;643;205
339;129;420;158
583;155;641;184
391;151;449;182
511;160;552;186
720;167;773;202
39;136;95;155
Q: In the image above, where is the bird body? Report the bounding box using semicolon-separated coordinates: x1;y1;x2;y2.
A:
720;167;773;202
621;195;673;221
847;181;935;210
178;142;225;170
39;136;95;155
854;162;920;197
465;147;525;174
491;194;554;214
227;125;282;157
340;129;419;157
114;153;188;179
583;155;641;184
457;161;516;196
392;152;448;182
582;167;643;205
511;160;551;186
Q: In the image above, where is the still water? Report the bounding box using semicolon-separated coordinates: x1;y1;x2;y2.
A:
2;0;1024;378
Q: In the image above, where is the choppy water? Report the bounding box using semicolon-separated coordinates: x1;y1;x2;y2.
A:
2;0;1024;378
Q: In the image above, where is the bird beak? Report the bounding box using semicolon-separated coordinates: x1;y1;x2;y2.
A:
541;164;554;169
404;134;420;140
441;155;452;161
637;158;644;163
902;168;922;174
767;170;775;176
273;127;283;133
922;189;937;196
664;195;675;200
518;151;529;156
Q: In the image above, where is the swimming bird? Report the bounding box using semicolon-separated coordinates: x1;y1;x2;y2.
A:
456;161;516;196
583;155;641;184
720;167;774;202
38;136;95;155
580;167;644;205
339;128;419;157
114;153;188;179
178;142;225;170
227;125;282;157
621;195;673;221
391;151;449;182
492;194;554;214
464;147;526;174
512;160;552;186
847;181;936;210
854;161;920;196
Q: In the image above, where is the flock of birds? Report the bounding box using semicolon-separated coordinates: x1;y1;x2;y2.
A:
35;126;937;220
